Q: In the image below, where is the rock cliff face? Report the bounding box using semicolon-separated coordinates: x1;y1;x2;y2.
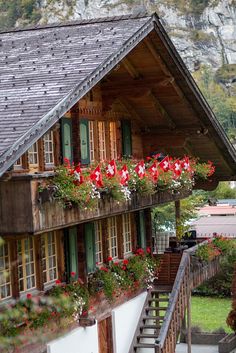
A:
39;0;236;73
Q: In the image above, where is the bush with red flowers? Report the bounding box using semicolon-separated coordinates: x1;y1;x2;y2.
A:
88;249;160;301
39;156;215;209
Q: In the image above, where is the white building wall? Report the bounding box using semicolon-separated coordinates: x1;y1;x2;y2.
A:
112;291;147;353
47;292;147;353
47;323;99;353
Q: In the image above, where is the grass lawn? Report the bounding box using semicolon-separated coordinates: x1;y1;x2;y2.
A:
191;296;232;333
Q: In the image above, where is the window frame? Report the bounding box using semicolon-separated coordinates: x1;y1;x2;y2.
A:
17;237;36;293
0;241;12;300
122;213;132;256
98;121;106;161
107;217;118;259
28;142;39;167
95;221;103;265
41;232;58;286
109;121;118;160
43;130;55;168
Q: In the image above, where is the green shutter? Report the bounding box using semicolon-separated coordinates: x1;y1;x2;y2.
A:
61;118;73;162
80;119;90;165
121;120;132;157
137;210;146;249
85;223;96;273
68;227;79;278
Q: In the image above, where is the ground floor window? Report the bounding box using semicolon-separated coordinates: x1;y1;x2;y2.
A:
122;213;132;255
95;221;103;264
41;232;58;284
0;242;11;300
17;237;36;292
107;217;118;259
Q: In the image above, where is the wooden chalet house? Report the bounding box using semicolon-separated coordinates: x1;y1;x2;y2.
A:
0;13;236;353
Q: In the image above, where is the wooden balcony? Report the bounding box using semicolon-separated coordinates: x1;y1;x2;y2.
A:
0;174;191;234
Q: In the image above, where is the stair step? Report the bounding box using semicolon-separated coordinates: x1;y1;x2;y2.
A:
143;315;165;320
138;333;158;338
140;324;161;329
149;298;169;303
134;343;156;349
146;306;167;311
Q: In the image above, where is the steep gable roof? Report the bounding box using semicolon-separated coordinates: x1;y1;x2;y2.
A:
0;13;235;179
0;14;154;176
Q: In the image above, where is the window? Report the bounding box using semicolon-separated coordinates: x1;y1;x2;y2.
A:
98;121;106;161
17;237;36;292
107;217;118;259
95;221;103;264
41;232;58;284
122;213;132;255
44;130;54;166
109;122;117;160
28;142;38;166
0;242;11;300
89;121;95;163
14;157;23;170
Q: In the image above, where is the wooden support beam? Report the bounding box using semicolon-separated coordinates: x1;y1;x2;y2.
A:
147;90;176;129
144;37;184;100
175;200;181;242
117;98;143;124
101;77;172;93
122;57;140;79
187;265;192;353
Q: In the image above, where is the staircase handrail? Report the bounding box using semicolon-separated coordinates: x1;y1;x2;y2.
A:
155;239;213;352
155;251;189;350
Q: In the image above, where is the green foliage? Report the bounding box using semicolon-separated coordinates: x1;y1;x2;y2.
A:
209;181;236;199
193;66;236;133
196;240;236;297
152;193;205;233
0;0;41;29
215;64;236;83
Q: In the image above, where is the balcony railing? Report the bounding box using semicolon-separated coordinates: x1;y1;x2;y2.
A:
0;174;191;234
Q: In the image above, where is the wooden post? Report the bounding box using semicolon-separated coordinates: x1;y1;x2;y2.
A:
175;200;181;243
144;208;153;253
187;260;192;353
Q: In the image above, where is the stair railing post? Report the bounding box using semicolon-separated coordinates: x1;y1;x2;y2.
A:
187;255;192;353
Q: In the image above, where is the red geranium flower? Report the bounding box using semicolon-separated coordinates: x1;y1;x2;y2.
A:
123;259;129;265
71;271;76;277
122;266;127;271
107;256;113;262
101;267;109;272
146;247;151;254
55;279;61;285
26;293;32;299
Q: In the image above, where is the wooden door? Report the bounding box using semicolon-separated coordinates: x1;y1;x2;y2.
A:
84;222;96;274
121;119;132;157
61;117;73;162
98;317;113;353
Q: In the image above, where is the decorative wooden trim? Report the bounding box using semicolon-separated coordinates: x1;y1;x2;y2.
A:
9;238;19;298
105;120;110;161
101;218;108;262
93;120;99;162
53;125;61;166
117;215;124;259
34;234;44;291
22;153;29;170
56;230;65;281
131;212;138;251
38;138;45;172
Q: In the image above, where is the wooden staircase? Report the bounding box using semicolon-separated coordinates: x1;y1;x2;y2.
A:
128;241;222;353
128;286;171;352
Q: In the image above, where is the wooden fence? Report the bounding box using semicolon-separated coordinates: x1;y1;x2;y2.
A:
155;242;222;353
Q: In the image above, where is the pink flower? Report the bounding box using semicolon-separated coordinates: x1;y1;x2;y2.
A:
78;278;84;285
